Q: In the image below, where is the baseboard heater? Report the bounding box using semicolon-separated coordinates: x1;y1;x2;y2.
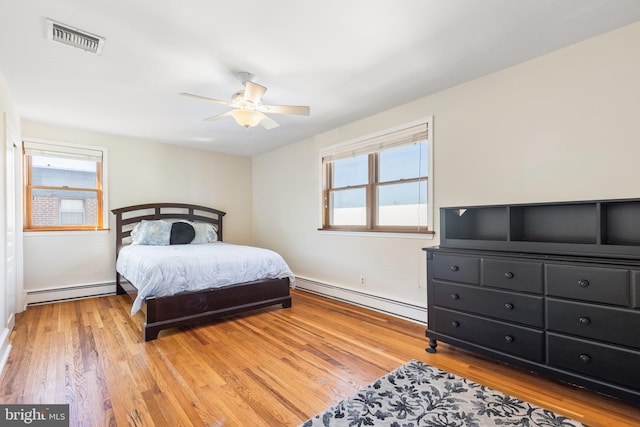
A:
26;282;116;306
295;276;426;324
25;278;428;325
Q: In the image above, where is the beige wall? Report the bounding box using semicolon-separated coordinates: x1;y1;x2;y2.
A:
252;21;640;310
22;121;253;293
431;21;640;210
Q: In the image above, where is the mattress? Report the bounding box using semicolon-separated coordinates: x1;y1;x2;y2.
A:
116;242;296;314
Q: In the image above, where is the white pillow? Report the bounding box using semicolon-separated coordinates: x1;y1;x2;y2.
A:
176;221;218;244
130;220;171;245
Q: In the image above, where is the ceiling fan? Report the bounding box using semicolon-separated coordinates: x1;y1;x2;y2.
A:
180;72;310;129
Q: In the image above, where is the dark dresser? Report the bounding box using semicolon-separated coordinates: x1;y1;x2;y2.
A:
424;199;640;403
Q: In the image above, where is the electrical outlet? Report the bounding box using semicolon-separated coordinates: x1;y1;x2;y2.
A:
360;275;366;286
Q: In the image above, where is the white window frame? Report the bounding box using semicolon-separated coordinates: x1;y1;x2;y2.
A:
318;117;434;237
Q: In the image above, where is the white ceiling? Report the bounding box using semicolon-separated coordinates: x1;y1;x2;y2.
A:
2;1;640;157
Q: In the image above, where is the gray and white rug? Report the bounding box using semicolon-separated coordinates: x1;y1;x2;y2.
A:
299;359;586;427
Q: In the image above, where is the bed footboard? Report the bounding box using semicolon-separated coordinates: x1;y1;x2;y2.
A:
143;278;292;341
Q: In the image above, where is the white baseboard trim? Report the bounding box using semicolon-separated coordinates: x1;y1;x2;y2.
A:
295;276;427;325
7;312;15;331
0;327;12;376
26;282;116;306
20;291;27;312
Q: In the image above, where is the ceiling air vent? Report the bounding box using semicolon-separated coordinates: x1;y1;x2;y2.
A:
46;19;105;55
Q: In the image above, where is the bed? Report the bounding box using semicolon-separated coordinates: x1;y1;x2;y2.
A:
112;202;294;341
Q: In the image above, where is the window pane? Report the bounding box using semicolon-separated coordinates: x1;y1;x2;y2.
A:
332;155;368;188
379;142;428;182
31;155;97;188
330;188;366;226
60;212;85;225
60;199;84;212
31;189;97;227
377;181;427;226
60;199;85;225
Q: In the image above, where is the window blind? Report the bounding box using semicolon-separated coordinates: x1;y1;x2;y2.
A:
321;122;428;163
23;141;103;163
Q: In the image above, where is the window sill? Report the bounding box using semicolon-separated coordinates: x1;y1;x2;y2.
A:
24;229;110;237
318;229;435;240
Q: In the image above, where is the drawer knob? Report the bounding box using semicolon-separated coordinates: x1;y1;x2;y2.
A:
451;293;460;300
579;354;591;363
450;265;459;272
504;272;514;279
504;335;514;343
578;279;590;288
578;317;591;326
451;321;460;327
504;303;514;310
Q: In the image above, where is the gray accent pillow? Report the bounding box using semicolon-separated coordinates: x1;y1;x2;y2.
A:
170;221;196;245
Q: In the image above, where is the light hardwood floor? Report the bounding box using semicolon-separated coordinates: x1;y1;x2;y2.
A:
1;289;638;426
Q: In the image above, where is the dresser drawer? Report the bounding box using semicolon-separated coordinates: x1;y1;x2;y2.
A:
431;308;544;362
546;264;629;306
547;333;640;391
481;258;543;293
432;254;480;284
434;281;543;327
547;299;640;348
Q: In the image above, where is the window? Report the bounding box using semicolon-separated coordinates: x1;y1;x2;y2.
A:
23;140;107;231
321;118;432;233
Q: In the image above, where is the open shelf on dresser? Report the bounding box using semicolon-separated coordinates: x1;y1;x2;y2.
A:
440;198;640;258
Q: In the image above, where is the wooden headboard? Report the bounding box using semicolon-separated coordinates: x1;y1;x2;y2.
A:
111;203;226;255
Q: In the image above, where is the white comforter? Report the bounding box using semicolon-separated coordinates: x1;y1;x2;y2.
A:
116;243;296;315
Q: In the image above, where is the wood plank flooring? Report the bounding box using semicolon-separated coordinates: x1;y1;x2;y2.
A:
1;289;639;426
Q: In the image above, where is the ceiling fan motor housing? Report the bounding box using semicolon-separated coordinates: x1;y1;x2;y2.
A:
231;91;257;108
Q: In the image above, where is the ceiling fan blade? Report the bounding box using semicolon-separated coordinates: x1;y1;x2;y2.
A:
243;81;267;104
261;104;310;116
179;92;232;106
204;111;233;121
260;114;280;130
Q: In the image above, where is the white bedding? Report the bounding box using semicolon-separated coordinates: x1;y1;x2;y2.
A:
116;242;296;315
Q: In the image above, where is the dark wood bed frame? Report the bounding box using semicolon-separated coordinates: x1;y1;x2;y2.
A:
112;202;292;341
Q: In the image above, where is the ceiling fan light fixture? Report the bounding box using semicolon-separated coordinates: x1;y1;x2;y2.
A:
180;72;308;130
230;109;263;128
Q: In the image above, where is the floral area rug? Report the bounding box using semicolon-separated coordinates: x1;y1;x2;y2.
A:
299;359;586;427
